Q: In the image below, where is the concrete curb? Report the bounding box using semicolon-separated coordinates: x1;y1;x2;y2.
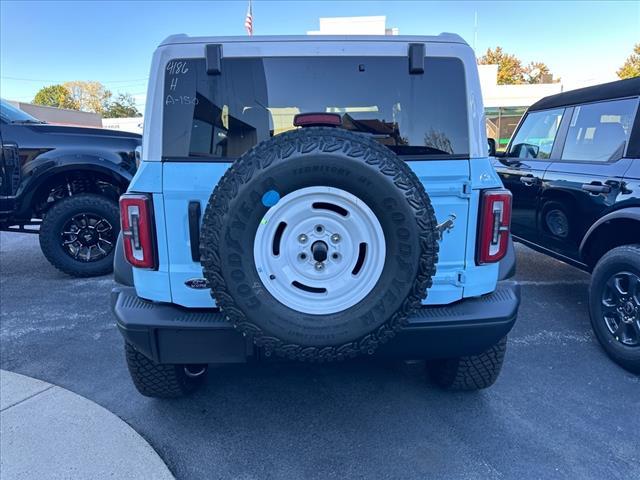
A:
0;370;174;480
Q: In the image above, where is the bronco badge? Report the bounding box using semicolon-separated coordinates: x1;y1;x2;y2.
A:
184;278;209;289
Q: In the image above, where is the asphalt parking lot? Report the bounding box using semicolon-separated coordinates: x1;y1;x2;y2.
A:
1;231;638;480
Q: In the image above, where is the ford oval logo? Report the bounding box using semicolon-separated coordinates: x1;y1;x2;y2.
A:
185;278;209;289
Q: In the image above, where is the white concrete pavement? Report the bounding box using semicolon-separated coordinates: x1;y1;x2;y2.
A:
0;370;174;479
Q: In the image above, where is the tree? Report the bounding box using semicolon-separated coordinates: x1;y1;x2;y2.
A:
103;93;142;118
62;81;112;114
478;47;555;85
478;47;524;85
523;61;551;84
32;84;78;110
424;129;453;154
617;43;640;79
31;80;142;118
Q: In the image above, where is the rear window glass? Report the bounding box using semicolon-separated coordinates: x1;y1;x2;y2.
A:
162;56;469;159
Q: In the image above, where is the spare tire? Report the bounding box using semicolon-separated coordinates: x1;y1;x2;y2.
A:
200;127;438;361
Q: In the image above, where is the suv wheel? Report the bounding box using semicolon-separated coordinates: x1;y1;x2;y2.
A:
426;336;507;390
589;245;640;374
39;193;119;277
125;343;208;398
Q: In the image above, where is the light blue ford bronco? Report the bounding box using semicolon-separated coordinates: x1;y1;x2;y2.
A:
112;34;520;398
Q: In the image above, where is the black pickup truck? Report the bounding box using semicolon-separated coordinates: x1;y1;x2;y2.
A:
0;99;141;277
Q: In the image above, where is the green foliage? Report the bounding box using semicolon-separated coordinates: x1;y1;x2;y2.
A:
617;43;640;79
103;93;142;118
32;84;78;109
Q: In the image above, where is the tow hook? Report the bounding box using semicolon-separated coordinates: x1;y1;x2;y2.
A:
436;214;457;241
184;365;208;378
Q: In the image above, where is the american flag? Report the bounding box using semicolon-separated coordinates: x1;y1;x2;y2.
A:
244;0;253;36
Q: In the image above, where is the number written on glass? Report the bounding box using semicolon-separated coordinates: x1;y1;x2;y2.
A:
166;61;189;75
165;95;199;106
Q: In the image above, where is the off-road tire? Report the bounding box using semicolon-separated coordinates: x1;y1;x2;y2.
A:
200;127;439;362
589;245;640;374
39;193;119;277
427;336;508;390
124;343;207;398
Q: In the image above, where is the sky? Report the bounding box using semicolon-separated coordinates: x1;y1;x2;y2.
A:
1;0;638;111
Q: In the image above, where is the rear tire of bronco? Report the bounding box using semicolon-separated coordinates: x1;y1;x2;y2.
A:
589;245;640;374
39;193;119;277
124;343;207;398
426;336;507;391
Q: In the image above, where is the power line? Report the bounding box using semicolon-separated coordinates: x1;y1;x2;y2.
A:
1;76;148;84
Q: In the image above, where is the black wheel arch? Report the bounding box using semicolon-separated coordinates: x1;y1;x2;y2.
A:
15;161;132;220
580;207;640;269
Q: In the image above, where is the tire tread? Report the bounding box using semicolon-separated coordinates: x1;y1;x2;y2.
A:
124;343;202;398
428;336;507;391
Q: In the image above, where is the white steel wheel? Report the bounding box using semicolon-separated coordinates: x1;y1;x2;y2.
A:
254;186;386;315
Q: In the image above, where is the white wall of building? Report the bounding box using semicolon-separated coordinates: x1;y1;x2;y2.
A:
307;16;398;35
102;117;144;135
478;64;564;108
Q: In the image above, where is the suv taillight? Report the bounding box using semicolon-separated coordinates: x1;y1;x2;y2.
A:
120;194;157;269
477;189;512;264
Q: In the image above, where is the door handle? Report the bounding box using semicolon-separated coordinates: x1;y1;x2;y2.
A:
581;182;611;194
520;176;537;186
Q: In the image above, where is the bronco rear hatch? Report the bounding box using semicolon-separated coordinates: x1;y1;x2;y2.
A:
132;37;497;308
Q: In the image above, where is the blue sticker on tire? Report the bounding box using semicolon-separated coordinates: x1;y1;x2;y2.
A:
261;190;280;207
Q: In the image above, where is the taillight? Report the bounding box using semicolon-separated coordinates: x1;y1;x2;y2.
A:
477;189;512;264
120;194;157;269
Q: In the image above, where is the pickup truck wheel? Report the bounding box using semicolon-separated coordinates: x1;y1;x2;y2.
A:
124;343;207;398
200;127;439;362
589;245;640;374
426;336;507;390
39;193;119;277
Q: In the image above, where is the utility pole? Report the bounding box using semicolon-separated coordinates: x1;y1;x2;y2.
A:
473;11;478;52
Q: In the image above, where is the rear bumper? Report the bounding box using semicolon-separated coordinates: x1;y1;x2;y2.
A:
112;283;520;364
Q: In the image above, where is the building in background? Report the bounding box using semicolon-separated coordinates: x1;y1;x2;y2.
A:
307;16;399;35
101;117;143;135
479;64;563;150
7;100;102;127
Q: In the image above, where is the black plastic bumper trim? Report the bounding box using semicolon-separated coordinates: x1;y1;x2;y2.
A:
112;283;520;364
498;236;516;280
113;232;134;287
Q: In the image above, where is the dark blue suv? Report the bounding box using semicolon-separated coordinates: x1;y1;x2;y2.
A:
493;78;640;374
